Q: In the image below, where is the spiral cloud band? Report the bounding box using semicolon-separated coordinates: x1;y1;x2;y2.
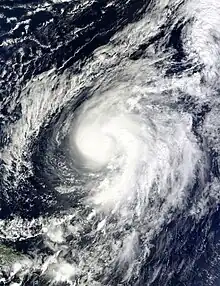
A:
70;87;201;216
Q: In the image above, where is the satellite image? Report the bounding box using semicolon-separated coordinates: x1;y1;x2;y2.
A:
0;0;220;285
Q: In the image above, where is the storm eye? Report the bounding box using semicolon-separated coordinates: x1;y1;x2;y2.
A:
72;114;116;170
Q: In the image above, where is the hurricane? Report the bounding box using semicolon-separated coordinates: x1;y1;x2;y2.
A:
1;0;220;285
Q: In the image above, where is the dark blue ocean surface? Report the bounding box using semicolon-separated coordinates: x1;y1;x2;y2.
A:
0;0;220;285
